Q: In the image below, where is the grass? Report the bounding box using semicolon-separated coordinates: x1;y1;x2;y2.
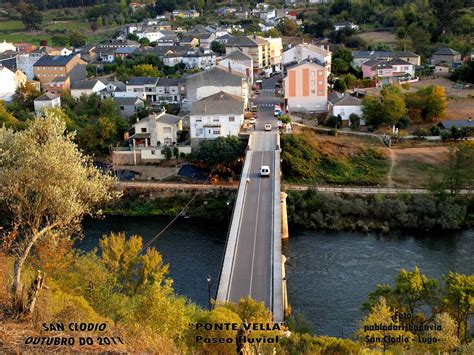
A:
44;21;90;32
0;20;24;32
0;33;51;43
281;128;390;186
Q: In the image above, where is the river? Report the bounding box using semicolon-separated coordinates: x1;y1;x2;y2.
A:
81;216;474;338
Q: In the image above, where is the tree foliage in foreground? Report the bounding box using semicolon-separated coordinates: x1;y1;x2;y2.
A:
0;110;119;313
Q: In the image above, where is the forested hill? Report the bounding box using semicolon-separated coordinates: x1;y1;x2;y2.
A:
0;0;140;9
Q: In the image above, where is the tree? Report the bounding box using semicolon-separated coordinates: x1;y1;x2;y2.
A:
362;95;384;128
331;48;353;75
406;86;446;122
426;313;460;352
358;297;414;350
68;30;87;48
277;18;299;36
265;28;281;38
12;82;41;112
440;272;474;342
334;78;347;92
0;101;19;129
325;115;342;128
451;61;474;84
349;113;360;129
17;2;43;31
364;267;439;321
196;136;246;171
210;41;225;55
0;110;119;312
441;142;474;194
131;63;160;77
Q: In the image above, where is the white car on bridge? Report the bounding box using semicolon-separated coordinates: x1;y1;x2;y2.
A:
260;166;271;177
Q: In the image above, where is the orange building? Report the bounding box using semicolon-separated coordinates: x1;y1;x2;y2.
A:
284;60;328;112
33;54;85;89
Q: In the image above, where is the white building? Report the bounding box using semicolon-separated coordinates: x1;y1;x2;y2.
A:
0;40;16;54
185;66;249;111
334;21;359;31
70;79;108;99
218;50;254;84
282;43;331;76
328;93;364;126
0;66;27;102
33;92;61;115
190;91;245;141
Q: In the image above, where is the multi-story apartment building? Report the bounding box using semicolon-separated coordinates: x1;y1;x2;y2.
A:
225;35;282;75
33;54;85;89
282;43;331;76
125;77;160;103
284;59;328;112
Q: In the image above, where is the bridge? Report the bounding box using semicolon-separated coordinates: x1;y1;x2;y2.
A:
216;77;286;322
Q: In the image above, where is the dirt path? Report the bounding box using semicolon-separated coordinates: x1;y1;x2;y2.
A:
386;148;396;188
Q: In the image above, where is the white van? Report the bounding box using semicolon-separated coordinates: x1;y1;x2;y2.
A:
260;166;271;177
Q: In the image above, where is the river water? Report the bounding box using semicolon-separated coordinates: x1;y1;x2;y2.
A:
81;216;474;338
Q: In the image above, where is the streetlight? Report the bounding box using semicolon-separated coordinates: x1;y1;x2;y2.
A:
206;275;212;310
226;201;230;225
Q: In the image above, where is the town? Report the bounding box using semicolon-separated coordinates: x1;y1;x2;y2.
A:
0;0;473;354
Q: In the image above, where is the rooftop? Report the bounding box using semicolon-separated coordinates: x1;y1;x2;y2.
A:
225;50;252;61
34;92;59;101
191;91;244;115
127;76;159;85
433;47;461;56
33;54;78;67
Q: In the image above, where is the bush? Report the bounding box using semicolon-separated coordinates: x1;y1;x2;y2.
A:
325;115;342;128
349;113;361;129
430;125;441;136
414;127;429;138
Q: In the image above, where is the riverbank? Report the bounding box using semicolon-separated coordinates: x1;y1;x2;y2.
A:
107;189;473;232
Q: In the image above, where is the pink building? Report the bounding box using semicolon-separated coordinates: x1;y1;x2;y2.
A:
362;58;415;85
284;60;327;112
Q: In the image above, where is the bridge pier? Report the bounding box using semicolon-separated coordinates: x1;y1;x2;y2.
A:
282;255;291;318
280;192;289;239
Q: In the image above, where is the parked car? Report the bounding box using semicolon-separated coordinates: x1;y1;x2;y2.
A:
247;117;256;124
264;123;272;131
260;165;271;177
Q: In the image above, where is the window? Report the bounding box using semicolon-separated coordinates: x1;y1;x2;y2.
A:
319;89;324;95
151;150;156;155
311;80;315;86
141;128;147;133
120;106;124;111
318;71;323;75
318;80;323;85
311;70;315;76
196;128;203;136
164;138;172;144
196;118;202;122
229;116;235;122
311;90;315;94
213;117;219;122
213;129;220;135
163;127;172;133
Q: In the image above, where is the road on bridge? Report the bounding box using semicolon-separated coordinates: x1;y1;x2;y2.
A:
227;76;281;308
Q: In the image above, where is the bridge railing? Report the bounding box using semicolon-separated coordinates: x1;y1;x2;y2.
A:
215;135;254;302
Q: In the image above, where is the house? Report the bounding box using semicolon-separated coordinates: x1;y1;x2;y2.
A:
0;40;16;54
352;50;421;67
156;77;186;104
0;52;17;72
190;91;245;141
14;43;37;54
226;35;282;74
45;75;70;95
113;97;145;118
156;34;178;46
114;47;137;58
0;66;27;101
33;92;61;115
431;47;462;66
104;80;127;98
130;111;182;147
362;58;415;85
163;47;216;70
180;36;200;48
334;21;359;31
438;118;474;130
328;92;364;126
218;50;254;84
284;59;328;112
215;33;235;45
96;48;115;63
282;43;332;76
75;44;97;63
33;54;85;89
70;79;108;99
129;2;146;13
173;10;200;18
185;66;249;111
125;76;160;103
